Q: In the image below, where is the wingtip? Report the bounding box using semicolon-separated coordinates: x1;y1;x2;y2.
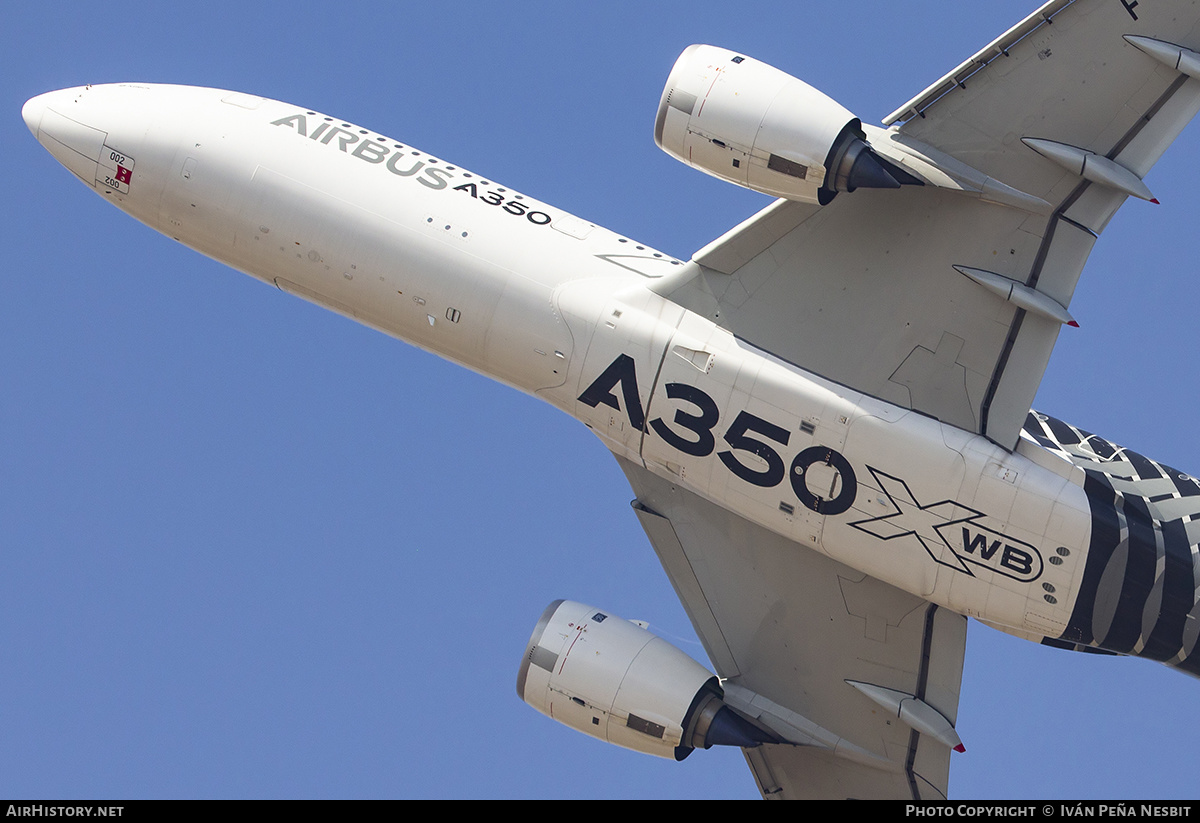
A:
1151;198;1161;205
954;744;966;753
1068;320;1080;328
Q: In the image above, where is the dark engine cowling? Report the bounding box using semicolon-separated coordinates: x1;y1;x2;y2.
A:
655;45;909;205
517;600;774;760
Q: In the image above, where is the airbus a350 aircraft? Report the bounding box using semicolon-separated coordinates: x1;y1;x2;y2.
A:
21;0;1200;799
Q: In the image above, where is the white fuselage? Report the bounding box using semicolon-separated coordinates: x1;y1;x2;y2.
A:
23;83;1096;648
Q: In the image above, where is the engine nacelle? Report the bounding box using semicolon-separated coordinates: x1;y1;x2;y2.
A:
517;600;773;760
655;45;906;204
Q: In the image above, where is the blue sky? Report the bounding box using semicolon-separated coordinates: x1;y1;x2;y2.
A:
4;0;1198;800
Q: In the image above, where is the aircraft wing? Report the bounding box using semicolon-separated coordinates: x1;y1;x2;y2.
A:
617;456;967;799
623;0;1200;799
653;0;1200;449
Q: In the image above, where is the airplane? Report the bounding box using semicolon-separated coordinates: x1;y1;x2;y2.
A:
16;0;1200;800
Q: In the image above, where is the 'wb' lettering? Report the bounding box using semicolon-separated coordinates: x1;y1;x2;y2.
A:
961;527;1034;575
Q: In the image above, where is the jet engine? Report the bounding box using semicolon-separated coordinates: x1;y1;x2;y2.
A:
655;45;913;205
517;600;774;760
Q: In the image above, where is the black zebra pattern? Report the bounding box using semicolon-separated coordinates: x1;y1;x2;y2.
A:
1022;412;1200;677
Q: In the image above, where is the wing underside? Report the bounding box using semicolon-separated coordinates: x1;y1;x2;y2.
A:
618;1;1200;798
618;456;967;800
614;0;1200;801
654;0;1200;449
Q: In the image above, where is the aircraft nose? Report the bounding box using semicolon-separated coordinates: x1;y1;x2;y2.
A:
22;86;143;197
22;91;49;138
22;87;90;140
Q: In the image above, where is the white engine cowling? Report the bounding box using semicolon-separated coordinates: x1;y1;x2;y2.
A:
655;45;908;204
517;600;773;760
